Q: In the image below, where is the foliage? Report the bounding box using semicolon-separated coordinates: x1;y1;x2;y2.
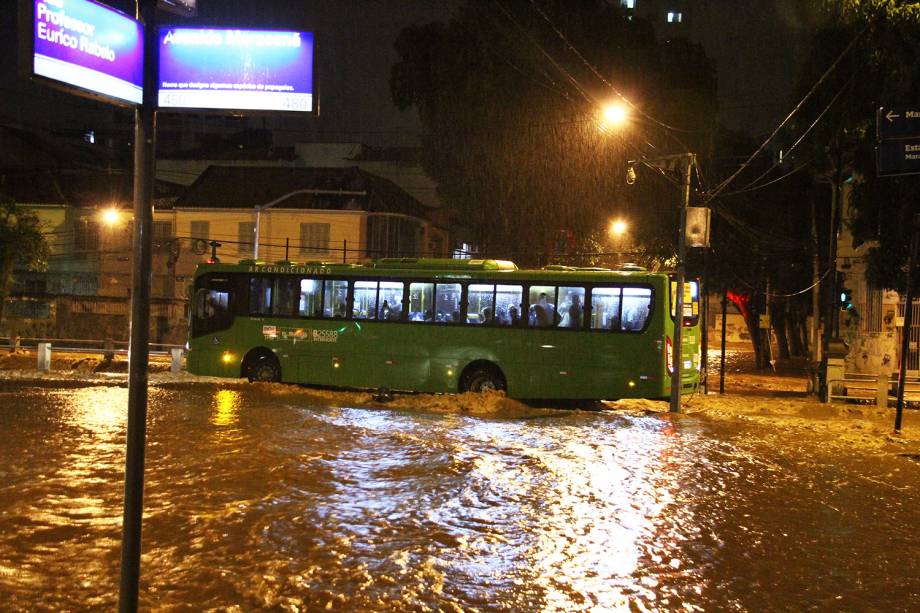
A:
0;197;49;322
391;0;717;265
798;2;920;290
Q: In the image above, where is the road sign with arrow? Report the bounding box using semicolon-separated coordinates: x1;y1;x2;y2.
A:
877;106;920;176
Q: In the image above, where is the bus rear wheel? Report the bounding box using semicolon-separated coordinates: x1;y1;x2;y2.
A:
246;354;281;383
460;364;506;394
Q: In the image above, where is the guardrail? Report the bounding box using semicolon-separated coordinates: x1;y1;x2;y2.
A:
827;373;920;406
2;336;184;357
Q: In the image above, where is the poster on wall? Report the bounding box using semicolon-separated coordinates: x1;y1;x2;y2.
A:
157;27;315;113
23;0;144;105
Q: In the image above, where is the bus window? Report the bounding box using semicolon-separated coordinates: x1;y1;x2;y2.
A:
379;281;405;321
274;278;298;316
353;280;378;320
409;283;434;322
299;278;322;317
558;286;585;328
528;285;557;327
323;280;349;318
436;283;462;323
622;287;652;331
496;285;523;327
670;279;700;325
467;284;495;324
591;287;621;330
250;277;273;315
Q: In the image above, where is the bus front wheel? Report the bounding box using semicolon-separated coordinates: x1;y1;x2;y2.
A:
460;364;506;394
245;353;281;383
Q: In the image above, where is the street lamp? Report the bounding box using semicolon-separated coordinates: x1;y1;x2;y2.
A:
600;102;629;132
609;219;627;237
100;206;122;226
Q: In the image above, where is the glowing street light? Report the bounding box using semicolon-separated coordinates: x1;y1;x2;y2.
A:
100;207;122;226
600;102;629;131
609;219;628;237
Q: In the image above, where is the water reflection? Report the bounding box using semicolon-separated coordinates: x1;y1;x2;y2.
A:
210;389;242;427
1;385;919;611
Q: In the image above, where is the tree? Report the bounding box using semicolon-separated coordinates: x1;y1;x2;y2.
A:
0;198;49;324
797;2;920;291
391;0;717;265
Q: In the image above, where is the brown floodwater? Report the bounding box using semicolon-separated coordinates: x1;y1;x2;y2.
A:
0;382;919;611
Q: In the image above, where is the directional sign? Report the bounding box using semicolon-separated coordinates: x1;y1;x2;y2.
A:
877;137;920;177
877;106;920;140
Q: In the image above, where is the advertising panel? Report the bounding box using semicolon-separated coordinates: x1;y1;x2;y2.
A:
158;28;315;113
27;0;144;105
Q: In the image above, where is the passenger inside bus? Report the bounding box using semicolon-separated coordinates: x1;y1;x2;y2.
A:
530;293;555;327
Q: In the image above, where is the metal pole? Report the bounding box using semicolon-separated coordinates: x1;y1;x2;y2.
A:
253;206;261;260
343;239;347;263
720;290;727;394
285;237;289;261
895;214;920;432
119;1;156;611
670;153;693;413
701;249;709;394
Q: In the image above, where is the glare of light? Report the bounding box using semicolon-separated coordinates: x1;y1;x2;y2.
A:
211;389;241;427
221;352;234;364
600;102;629;130
100;207;121;226
609;219;628;237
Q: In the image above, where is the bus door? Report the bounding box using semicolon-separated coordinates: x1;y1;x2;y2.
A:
669;279;702;390
526;285;589;397
295;278;352;386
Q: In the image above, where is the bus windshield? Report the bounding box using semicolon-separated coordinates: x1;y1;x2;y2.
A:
669;279;700;325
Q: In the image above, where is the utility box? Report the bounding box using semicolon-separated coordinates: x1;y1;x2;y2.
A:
36;343;52;372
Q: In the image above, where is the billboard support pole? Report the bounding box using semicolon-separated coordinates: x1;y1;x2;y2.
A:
119;1;157;611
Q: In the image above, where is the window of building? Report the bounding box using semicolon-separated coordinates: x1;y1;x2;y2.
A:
667;11;682;23
238;221;255;255
74;219;100;252
190;220;210;242
300;223;331;256
622;0;635;8
153;221;174;250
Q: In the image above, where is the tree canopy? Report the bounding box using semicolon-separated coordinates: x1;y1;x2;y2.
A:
796;1;920;290
391;0;717;265
0;198;49;323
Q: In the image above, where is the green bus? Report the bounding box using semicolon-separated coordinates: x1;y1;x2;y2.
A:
187;258;701;400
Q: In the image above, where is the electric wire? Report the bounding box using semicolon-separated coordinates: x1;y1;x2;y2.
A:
703;24;869;204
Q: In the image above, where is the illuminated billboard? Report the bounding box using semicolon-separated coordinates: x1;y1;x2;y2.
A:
158;28;315;113
25;0;144;105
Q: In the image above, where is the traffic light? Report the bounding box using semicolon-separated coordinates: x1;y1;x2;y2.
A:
839;287;853;310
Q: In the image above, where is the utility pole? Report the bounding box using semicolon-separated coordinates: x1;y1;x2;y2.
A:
119;2;157;611
669;153;695;414
895;214;920;432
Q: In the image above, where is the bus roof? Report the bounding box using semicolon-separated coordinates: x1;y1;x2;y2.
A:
197;258;661;282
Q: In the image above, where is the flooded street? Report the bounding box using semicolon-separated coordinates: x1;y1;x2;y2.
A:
1;382;919;611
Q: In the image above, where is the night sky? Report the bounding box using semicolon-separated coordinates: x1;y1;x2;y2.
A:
1;1;815;149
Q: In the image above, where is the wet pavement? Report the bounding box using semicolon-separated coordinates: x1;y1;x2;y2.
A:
1;382;919;611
